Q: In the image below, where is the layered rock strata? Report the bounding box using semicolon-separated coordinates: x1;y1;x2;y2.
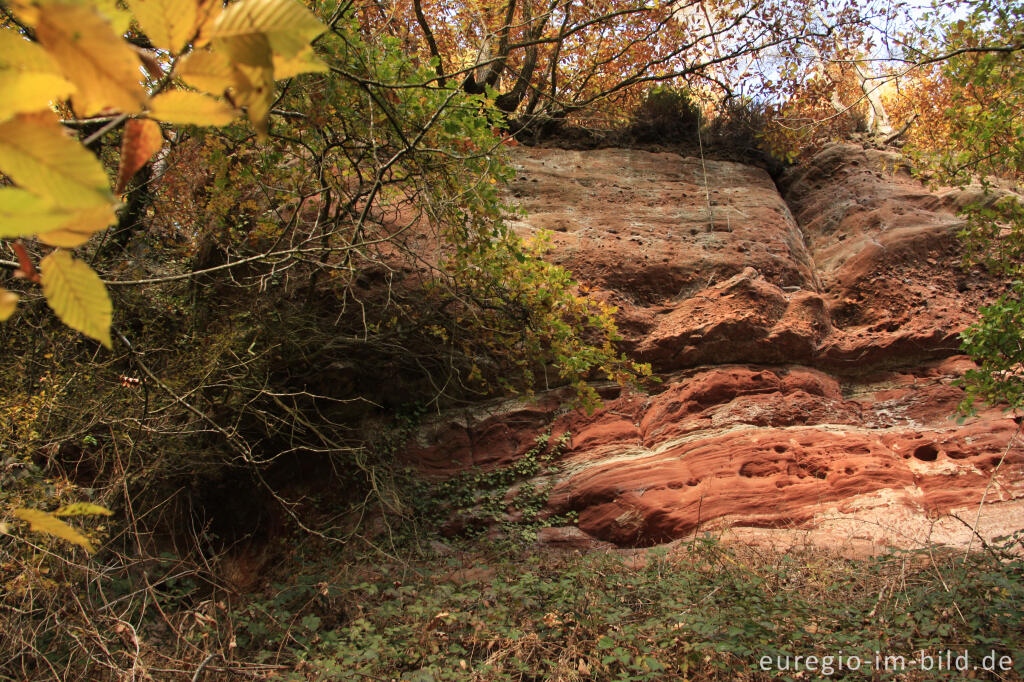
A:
403;144;1023;551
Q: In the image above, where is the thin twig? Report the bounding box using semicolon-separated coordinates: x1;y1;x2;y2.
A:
963;421;1021;562
191;653;220;682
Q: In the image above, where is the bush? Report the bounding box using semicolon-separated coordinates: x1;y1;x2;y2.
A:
706;97;787;172
707;98;768;152
629;87;702;143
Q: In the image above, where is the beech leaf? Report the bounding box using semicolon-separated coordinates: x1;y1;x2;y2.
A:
40;249;113;349
33;1;148;115
37;203;119;248
115;119;164;194
207;0;324;59
12;508;96;553
0;288;18;321
148;90;238;126
54;503;114;517
0;188;84;238
0;30;76;122
0;112;113;208
231;63;276;139
177;48;237;96
0;188;114;246
127;0;199;55
272;46;328;79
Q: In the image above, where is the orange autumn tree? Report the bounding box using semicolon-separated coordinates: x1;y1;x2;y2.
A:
354;0;877;132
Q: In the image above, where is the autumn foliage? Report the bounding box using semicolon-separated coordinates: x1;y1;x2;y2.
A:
0;0;326;347
1;0;1024;676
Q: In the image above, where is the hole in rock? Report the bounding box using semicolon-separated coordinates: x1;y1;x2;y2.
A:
913;444;939;462
844;467;855;475
773;445;787;454
738;462;757;477
686;478;700;487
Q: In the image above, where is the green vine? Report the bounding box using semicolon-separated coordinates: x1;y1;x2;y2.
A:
409;430;577;546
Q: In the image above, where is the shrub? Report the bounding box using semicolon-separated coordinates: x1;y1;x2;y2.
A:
629;87;702;144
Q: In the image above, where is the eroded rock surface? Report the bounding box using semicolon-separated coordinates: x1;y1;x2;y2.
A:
402;144;1023;551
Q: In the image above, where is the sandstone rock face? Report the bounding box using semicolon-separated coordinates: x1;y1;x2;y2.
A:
403;143;1024;552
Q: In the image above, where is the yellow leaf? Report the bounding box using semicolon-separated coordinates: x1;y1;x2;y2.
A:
179;48;271;136
7;0;132;35
1;0;41;25
148;90;238;126
177;47;236;95
0;288;18;321
0;30;76;122
115;118;164;194
37;203;118;247
191;0;223;44
39;249;113;348
207;0;324;59
54;503;113;517
34;1;148;115
0;188;85;238
0;28;61;71
0;187;114;246
0;112;112;208
90;0;135;37
11;508;96;553
216;33;273;68
127;0;198;54
231;63;275;140
0;73;77;122
272;46;327;79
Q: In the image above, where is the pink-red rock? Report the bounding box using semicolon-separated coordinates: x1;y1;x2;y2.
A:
400;144;1024;550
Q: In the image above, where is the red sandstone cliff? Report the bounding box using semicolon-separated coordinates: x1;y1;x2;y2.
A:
403;143;1024;552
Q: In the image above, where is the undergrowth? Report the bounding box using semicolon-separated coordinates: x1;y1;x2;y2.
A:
403;431;579;549
224;531;1024;681
3;353;1023;681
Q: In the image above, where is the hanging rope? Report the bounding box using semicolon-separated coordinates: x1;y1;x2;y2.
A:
697;108;714;232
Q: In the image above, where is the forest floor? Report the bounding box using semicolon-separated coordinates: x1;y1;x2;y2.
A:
166;502;1024;681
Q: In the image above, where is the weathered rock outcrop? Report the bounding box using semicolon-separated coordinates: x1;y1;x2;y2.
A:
403;143;1024;552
